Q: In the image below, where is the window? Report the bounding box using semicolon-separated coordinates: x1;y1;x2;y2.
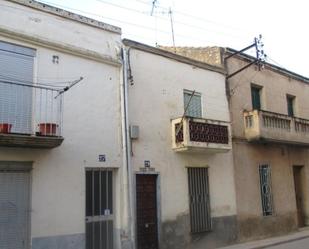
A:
259;165;273;216
184;90;202;118
188;167;211;233
251;85;262;110
0;41;35;134
286;95;295;117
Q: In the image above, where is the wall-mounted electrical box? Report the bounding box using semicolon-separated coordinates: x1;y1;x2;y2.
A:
130;125;139;139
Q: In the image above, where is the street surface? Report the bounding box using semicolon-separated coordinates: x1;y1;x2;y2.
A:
266;237;309;249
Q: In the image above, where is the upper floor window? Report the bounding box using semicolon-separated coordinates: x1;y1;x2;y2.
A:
251;85;262;110
286;95;295;117
0;41;35;134
183;90;202;118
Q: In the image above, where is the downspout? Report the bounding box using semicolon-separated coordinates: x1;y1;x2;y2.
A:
121;47;135;249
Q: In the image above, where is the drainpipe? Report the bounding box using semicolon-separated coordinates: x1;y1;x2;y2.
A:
121;47;135;249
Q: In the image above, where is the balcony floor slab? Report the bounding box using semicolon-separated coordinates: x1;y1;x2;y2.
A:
0;133;64;148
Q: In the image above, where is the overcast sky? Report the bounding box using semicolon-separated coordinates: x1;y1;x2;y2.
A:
41;0;308;77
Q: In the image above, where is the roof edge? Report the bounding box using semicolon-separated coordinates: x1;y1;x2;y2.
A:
5;0;121;34
123;39;226;75
226;47;309;83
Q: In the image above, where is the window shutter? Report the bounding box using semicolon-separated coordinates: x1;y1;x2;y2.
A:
0;41;35;134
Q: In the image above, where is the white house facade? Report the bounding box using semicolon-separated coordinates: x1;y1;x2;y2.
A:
0;1;240;249
123;40;237;249
0;1;130;249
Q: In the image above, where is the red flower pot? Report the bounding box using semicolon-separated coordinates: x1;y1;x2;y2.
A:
38;123;58;136
0;123;12;133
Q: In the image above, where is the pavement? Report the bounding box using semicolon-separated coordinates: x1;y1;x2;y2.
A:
266;237;309;249
218;228;309;249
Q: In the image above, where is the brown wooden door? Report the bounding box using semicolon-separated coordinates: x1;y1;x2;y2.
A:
293;166;305;227
136;174;158;249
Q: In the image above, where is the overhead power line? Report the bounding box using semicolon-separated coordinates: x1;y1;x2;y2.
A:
35;0;248;45
3;0;251;47
95;0;248;38
111;0;250;32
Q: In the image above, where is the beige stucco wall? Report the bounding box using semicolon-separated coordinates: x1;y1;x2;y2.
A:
127;48;236;223
232;141;309;240
0;2;124;247
227;56;309;240
227;57;309;138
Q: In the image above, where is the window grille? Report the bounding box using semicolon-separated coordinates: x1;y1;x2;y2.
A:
188;167;211;233
259;165;273;216
86;169;113;249
184;90;202;118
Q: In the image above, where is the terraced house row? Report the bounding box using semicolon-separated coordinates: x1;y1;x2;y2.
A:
0;1;308;249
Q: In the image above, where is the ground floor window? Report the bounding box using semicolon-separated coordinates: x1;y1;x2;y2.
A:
187;167;211;233
85;168;113;249
259;164;273;216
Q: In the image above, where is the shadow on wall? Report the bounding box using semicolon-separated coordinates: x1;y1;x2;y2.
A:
237;212;298;242
160;213;238;249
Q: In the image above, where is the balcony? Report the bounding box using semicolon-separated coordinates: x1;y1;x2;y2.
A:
171;117;231;153
244;110;309;146
0;80;64;148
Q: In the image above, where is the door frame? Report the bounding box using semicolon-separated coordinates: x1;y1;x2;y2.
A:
0;161;32;249
134;171;161;249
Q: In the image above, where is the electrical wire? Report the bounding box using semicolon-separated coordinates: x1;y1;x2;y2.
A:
266;56;286;70
1;1;252;50
125;0;250;32
95;0;248;38
35;0;249;43
29;1;221;44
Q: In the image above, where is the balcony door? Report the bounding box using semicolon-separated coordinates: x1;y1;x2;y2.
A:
251;85;261;110
0;41;35;134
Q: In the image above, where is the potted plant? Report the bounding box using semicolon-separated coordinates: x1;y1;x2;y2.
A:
0;123;12;133
38;123;58;136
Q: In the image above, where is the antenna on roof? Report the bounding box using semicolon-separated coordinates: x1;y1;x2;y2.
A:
150;0;157;16
168;7;176;52
148;1;176;50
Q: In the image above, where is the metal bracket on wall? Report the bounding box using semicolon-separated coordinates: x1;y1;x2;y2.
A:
225;35;266;79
